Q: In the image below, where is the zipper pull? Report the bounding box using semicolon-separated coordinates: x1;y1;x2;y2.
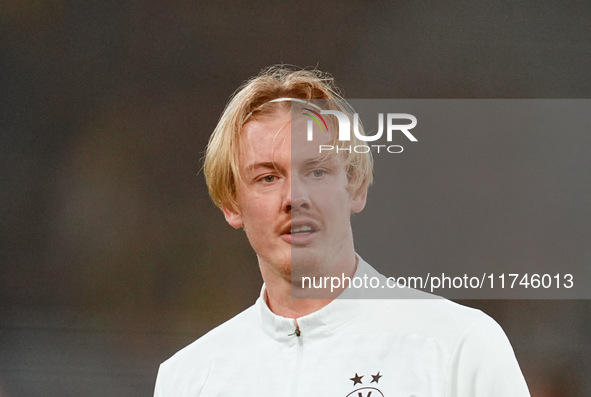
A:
288;320;301;337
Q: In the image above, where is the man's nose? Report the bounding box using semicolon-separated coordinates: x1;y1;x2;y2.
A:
284;176;311;212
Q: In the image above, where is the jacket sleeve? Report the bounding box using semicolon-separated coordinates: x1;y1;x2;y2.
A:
153;365;164;397
446;314;530;397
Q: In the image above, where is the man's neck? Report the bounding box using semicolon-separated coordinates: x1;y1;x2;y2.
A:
261;255;358;319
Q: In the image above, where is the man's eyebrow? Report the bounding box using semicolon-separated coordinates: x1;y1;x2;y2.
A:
302;156;337;168
245;162;282;172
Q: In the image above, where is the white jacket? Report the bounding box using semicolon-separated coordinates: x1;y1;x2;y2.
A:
154;258;530;396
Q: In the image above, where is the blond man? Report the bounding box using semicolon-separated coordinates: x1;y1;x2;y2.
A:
154;66;530;396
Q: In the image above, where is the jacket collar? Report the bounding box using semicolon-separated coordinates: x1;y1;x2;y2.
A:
256;255;381;341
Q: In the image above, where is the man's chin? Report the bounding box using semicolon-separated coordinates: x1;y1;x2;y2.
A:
290;252;321;274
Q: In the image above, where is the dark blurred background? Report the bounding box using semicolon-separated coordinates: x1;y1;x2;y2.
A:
1;1;590;396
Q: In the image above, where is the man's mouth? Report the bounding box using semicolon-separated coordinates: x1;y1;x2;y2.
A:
290;225;314;235
281;220;319;244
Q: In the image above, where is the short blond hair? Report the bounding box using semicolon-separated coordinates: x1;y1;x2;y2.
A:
204;65;373;212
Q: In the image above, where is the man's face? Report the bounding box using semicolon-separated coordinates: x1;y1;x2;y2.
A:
223;110;367;286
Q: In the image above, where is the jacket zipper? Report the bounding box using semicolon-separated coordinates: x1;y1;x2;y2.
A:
290;320;303;397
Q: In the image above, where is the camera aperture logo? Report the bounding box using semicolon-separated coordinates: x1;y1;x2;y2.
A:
304;104;418;154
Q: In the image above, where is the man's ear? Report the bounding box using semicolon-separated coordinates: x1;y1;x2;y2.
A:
222;206;244;229
350;186;368;214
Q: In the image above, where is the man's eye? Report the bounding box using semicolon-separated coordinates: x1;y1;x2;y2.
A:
312;170;326;178
261;175;276;183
